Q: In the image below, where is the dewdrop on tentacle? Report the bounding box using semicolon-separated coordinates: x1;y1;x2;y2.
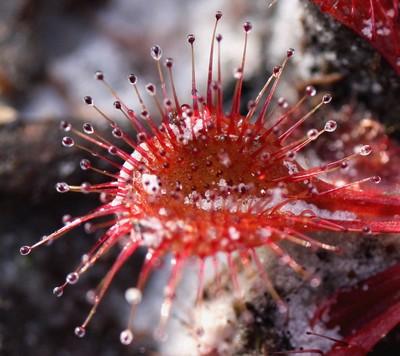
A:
19;11;400;345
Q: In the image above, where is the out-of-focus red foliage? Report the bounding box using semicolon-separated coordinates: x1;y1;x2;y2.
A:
308;105;400;191
311;0;400;74
311;263;400;355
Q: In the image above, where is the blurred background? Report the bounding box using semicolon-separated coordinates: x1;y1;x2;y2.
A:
0;0;303;124
1;0;399;355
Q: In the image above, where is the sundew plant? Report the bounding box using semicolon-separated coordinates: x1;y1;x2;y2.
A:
19;5;400;353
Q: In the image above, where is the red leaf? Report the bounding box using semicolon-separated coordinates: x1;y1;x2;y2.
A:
312;263;400;355
311;0;400;74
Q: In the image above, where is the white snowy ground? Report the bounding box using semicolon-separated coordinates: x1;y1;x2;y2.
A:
160;234;399;356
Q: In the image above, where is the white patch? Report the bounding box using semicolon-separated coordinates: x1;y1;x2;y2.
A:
281;200;357;221
184;186;356;222
170;116;205;144
110;142;150;207
218;179;228;189
138;217;164;248
228;226;240;241
263;187;286;210
110;193;123;207
218;151;232;167
257;228;272;240
207;227;218;241
120;142;151;183
184;191;258;213
192;118;204;134
376;26;390;36
118;160;134;182
192;298;236;355
141;173;160;194
362;19;373;39
387;9;395;18
158;208;168;216
283;160;299;175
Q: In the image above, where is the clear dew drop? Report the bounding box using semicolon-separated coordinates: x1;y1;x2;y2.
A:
60;121;72;132
84;222;94;234
137;132;147;142
359;144;372;156
286;48;295;57
272;65;282;77
83;123;94;134
74;326;86;338
187;34;195;44
145;83;156;96
307;129;319;140
370;176;381;184
53;286;64;297
56;182;70;193
243;21;252;33
62;136;75;148
233;67;243;79
286;151;296;161
120;329;134;345
108;146;118;155
112;127;123;138
306;85;316;97
95;71;104;80
324;120;337;132
80;159;91;170
362;226;372;234
164;98;172;108
83;96;93;105
66;272;79;285
322;94;332;104
165;57;173;68
19;245;31;256
125;288;142;305
128;74;137;84
80;182;91;193
62;214;73;225
150;45;162;61
310;276;321;288
278;97;288;108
